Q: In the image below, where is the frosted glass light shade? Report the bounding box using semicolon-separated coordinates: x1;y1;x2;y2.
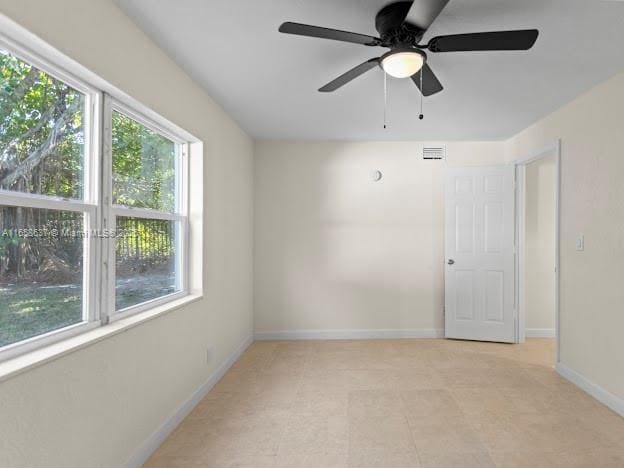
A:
381;50;425;78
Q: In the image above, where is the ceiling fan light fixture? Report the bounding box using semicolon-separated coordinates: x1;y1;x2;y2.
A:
380;49;425;79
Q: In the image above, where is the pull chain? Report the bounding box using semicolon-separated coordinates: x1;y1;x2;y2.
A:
383;71;388;129
419;68;424;120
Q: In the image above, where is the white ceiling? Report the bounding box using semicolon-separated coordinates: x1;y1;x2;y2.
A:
115;0;624;141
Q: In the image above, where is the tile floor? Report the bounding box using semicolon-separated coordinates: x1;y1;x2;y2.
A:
145;339;624;467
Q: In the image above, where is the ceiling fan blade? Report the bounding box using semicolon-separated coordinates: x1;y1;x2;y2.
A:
428;29;539;52
411;63;443;96
279;22;380;46
404;0;450;31
319;59;380;92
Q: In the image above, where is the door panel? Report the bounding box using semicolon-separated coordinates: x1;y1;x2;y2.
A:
455;204;475;253
445;166;515;343
455;270;475;320
485;270;504;322
484;202;504;253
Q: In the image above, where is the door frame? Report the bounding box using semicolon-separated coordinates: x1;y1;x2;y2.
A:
512;139;561;363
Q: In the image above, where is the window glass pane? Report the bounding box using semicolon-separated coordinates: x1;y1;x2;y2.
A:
112;111;176;212
115;217;179;310
0;206;84;347
0;49;85;199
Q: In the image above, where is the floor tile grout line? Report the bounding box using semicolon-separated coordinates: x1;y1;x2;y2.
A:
399;390;426;467
447;383;500;466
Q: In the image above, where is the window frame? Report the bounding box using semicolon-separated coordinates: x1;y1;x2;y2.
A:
0;31;193;362
0;35;102;361
102;96;190;323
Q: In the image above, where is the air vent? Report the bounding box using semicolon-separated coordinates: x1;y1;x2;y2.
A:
422;146;446;161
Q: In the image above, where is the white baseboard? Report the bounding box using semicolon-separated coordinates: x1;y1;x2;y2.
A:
526;328;556;338
556;362;624;418
122;334;253;468
254;328;444;340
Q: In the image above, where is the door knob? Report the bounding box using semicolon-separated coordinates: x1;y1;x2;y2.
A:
447;259;455;265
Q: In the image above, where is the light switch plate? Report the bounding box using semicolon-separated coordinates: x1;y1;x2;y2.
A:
576;235;585;251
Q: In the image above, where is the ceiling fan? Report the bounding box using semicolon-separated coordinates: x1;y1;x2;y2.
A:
278;0;539;96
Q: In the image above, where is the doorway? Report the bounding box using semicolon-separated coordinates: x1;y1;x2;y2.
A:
515;141;560;363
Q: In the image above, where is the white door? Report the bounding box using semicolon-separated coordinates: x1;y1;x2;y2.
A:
445;166;515;343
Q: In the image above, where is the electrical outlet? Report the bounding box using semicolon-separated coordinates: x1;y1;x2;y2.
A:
206;346;214;365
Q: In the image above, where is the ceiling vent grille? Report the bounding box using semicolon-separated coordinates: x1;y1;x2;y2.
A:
422;146;446;161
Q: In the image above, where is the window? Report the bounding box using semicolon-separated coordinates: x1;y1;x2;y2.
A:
0;207;86;347
0;36;191;359
0;45;96;352
107;105;188;316
115;217;179;310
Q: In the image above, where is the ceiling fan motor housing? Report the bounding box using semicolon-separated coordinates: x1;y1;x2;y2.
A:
375;1;426;47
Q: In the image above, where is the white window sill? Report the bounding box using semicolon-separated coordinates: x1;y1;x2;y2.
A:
0;294;202;383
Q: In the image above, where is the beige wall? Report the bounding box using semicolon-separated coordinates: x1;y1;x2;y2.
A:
254;141;505;334
525;155;557;331
0;1;253;467
507;71;624;401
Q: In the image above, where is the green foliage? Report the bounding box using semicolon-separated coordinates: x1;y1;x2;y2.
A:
115;217;175;274
0;48;180;345
1;49;178;284
112;111;176;211
110;113;177;279
0;284;82;347
0;50;84;199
